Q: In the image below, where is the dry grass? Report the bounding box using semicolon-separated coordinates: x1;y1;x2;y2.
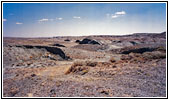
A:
156;46;166;52
71;61;98;67
85;61;98;67
97;62;112;67
65;60;97;75
65;65;89;75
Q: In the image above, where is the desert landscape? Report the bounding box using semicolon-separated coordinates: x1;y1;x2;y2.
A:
3;32;166;97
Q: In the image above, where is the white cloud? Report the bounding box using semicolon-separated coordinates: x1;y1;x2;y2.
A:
16;22;23;25
115;11;126;15
111;15;118;19
110;11;126;19
3;19;7;21
56;17;63;20
73;16;81;19
38;18;49;22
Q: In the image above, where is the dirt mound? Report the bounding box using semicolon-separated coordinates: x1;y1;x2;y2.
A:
3;45;66;68
16;45;69;60
79;38;100;45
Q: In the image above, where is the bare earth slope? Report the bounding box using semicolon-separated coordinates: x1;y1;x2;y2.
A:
3;32;166;97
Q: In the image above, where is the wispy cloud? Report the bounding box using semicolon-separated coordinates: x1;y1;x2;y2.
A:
115;11;126;15
3;19;7;21
16;22;23;25
111;15;118;19
38;18;63;23
38;18;49;22
73;16;81;19
110;11;126;19
56;17;63;20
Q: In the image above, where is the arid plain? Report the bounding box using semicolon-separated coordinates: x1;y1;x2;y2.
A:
3;32;166;97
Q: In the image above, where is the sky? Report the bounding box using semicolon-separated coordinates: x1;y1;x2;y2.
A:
3;3;166;37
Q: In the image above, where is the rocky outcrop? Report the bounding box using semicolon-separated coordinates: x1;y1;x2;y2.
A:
16;45;68;60
79;38;100;45
121;47;155;54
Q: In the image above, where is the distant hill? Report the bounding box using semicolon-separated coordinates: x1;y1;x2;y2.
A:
132;32;166;38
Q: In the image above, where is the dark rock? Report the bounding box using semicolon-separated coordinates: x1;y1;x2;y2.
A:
100;90;109;95
64;39;70;41
130;41;137;45
52;43;65;47
16;45;34;49
79;38;100;45
75;40;81;43
112;65;117;68
117;41;121;43
31;74;36;77
121;47;155;54
50;89;56;94
50;89;56;97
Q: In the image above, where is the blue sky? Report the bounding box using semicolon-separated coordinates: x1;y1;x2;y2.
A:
3;3;166;37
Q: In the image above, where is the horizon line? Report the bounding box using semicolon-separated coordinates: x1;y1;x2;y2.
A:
3;31;166;38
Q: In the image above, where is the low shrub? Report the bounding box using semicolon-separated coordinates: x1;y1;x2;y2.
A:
65;60;97;75
65;65;89;75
